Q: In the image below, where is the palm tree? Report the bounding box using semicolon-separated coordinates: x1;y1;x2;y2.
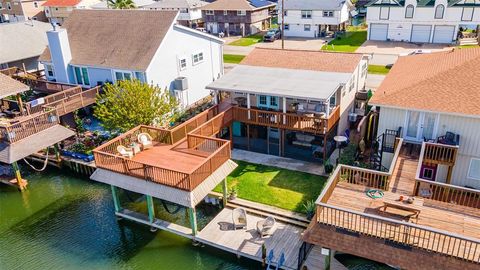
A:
107;0;136;9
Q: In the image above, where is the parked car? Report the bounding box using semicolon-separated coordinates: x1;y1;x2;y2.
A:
263;29;281;42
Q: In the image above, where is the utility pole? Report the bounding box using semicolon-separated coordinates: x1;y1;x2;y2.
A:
281;0;285;49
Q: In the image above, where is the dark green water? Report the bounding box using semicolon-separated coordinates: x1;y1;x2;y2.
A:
0;169;260;270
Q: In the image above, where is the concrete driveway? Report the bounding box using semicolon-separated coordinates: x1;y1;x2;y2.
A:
357;40;452;55
255;37;329;51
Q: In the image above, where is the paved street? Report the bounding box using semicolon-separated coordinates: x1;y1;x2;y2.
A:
365;74;386;90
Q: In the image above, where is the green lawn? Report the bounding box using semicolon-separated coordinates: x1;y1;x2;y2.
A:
223;54;246;64
368;65;391;75
457;44;480;48
321;30;367;52
228;34;264;46
213;161;327;213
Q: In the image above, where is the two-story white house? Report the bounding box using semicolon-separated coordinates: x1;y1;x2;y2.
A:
278;0;353;38
366;0;480;43
370;48;480;189
145;0;207;28
38;9;224;108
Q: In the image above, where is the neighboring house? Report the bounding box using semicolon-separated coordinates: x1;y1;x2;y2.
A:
206;48;369;162
366;0;480;44
370;48;480;189
0;21;50;70
90;0;155;9
145;0;208;27
39;9;224;108
43;0;100;25
201;0;275;36
278;0;353;38
0;0;47;22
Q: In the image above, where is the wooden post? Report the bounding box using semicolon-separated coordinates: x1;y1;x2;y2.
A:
446;166;453;185
16;94;24;116
54;143;61;165
247;124;250;151
222;178;228;207
111;185;121;213
229;124;233;150
188;207;198;236
12;162;26;191
324;248;332;270
146;195;155;223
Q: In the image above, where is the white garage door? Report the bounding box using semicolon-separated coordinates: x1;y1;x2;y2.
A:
411;25;432;43
369;24;388;41
433;26;455;44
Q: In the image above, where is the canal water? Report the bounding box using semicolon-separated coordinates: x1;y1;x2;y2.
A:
0;169;260;270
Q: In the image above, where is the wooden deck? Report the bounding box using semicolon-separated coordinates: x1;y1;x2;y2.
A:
197;208;304;270
303;246;347;270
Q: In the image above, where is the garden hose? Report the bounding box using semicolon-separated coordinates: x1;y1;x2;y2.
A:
366;189;384;199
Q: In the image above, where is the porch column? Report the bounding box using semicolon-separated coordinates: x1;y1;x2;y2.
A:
222;178;228;207
16;94;24;116
12;162;26;191
247;94;251;120
324;100;330;116
188;207;198;236
111;185;121;213
146;195;155;223
213;90;219;105
282;97;287;124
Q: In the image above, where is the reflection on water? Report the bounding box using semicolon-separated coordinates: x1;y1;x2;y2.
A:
0;169;260;270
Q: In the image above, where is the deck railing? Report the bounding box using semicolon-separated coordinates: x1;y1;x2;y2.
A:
422;142;458;165
231;106;340;134
413;179;480;209
188;108;233;140
93;123;231;191
0;109;60;143
169;105;218;144
317;204;480;263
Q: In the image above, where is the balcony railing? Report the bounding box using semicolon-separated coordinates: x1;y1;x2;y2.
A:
169;105;219;144
317;204;480;263
413;179;480;209
422;142;458;165
0;109;60;144
231;106;340;134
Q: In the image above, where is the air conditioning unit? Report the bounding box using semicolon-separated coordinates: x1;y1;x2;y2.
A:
174;77;188;91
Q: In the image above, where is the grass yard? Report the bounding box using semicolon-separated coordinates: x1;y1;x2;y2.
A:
457;44;480;48
223;54;246;64
213;161;327;213
368;64;391;75
321;30;367;53
228;34;264;46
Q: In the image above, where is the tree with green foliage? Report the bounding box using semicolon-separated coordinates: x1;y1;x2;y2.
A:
94;80;178;132
107;0;136;9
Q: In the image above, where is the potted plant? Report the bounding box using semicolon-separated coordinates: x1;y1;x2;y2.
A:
324;159;333;174
228;187;238;201
303;200;316;220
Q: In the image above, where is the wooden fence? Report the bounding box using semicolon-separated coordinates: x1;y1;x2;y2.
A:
413;179;480;209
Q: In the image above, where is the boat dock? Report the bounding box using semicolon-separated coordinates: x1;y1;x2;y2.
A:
117;206;304;270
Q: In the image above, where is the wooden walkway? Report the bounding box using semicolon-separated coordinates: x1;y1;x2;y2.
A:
197;208;304;270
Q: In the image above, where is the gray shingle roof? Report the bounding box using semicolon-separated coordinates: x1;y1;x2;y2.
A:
0;21;51;64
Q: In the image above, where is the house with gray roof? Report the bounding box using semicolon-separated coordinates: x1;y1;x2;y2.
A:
39;9;224;108
278;0;353;38
366;0;480;44
145;0;208;27
0;21;51;71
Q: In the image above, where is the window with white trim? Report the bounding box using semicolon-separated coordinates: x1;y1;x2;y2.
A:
301;10;312;19
323;11;334;17
134;71;146;83
192;52;204;65
0;3;3;9
205;10;214;15
114;70;133;82
304;24;311;31
422;168;434;180
349;76;355;92
7;2;12;10
34;2;38;8
179;57;187;70
283;10;287;16
435;4;444;19
379;7;389;20
237;10;246;16
468;158;480;180
284;24;289;30
73;66;90;86
405;5;414;18
45;64;55;77
270;96;278;107
361;62;367;78
259;95;267;105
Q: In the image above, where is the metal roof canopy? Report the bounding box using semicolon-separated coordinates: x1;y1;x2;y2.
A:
207;65;350;101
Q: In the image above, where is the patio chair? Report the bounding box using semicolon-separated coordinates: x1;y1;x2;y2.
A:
232;208;247;230
117;145;134;159
256;216;275;237
137;132;153;149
